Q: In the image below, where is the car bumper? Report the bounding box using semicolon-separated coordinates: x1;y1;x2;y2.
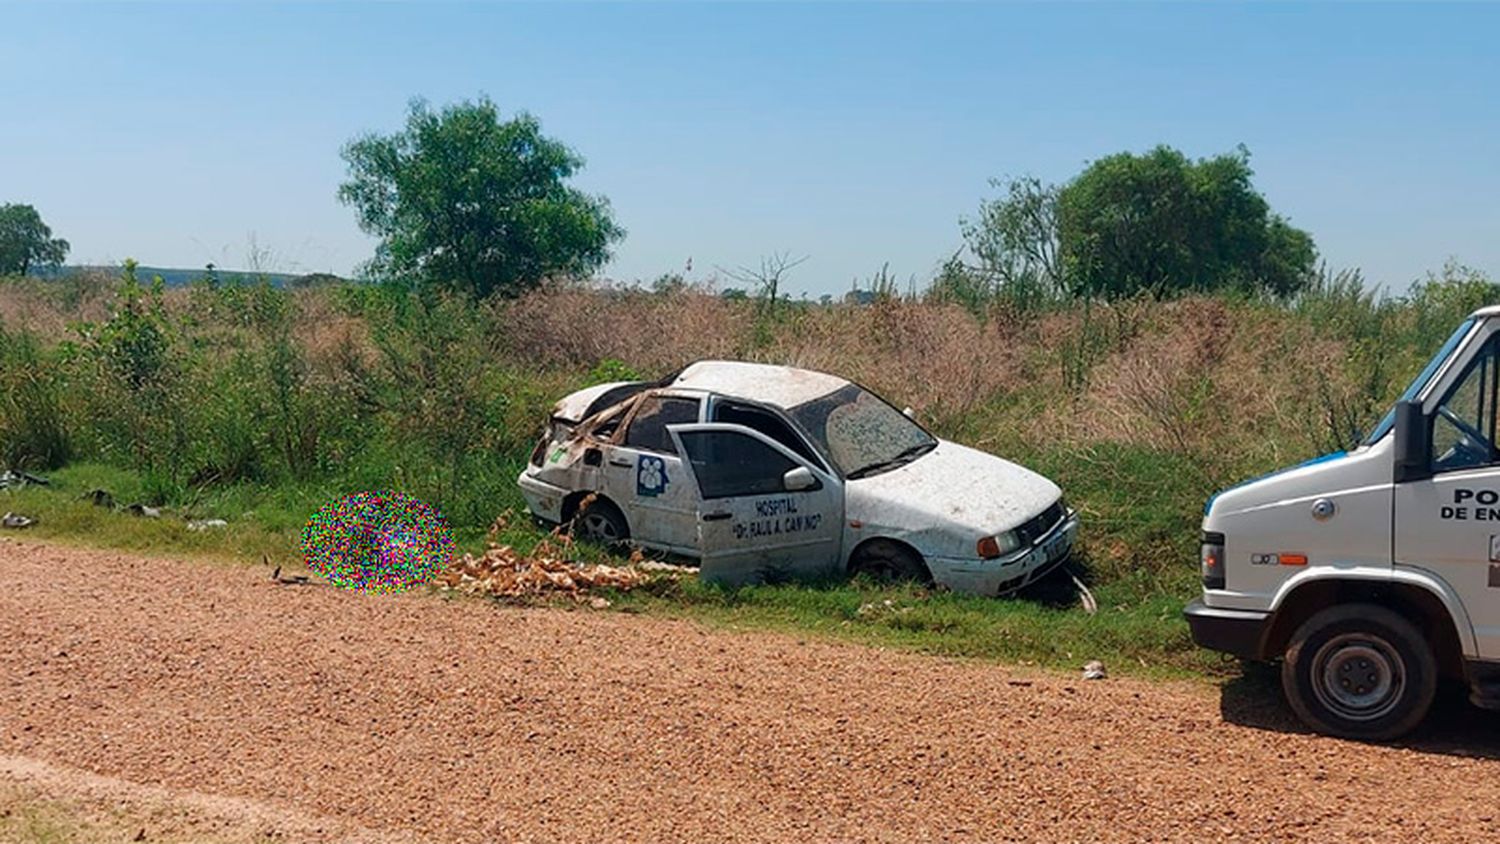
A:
517;471;568;524
1183;598;1270;660
930;512;1080;596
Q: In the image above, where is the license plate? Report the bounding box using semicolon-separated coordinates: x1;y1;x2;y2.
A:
1041;531;1067;563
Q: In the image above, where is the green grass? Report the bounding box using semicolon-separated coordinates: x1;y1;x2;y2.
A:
1;459;1227;681
606;573;1225;679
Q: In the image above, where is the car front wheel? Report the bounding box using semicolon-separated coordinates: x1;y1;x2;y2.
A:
849;539;931;584
1280;603;1436;741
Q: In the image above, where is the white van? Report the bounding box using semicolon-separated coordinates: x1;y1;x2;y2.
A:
1188;306;1500;739
518;360;1078;595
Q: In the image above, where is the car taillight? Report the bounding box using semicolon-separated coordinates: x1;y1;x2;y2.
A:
1201;531;1226;590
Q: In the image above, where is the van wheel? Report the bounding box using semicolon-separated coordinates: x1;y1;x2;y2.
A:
573;498;629;546
849;540;931;584
1280;603;1436;741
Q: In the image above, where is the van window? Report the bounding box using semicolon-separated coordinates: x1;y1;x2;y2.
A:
677;429;798;499
1432;336;1500;472
711;400;824;469
624;396;700;454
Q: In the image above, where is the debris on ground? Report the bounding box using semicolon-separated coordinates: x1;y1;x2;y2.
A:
266;562;312;586
0;470;49;490
1082;660;1108;681
84;489;116;508
186;518;228;532
439;540;661;602
126;503;162;519
1;512;37;529
1072;573;1098;615
636;559;697;575
856;599;914;619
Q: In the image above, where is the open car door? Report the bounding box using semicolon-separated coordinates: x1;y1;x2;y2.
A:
667;422;843;587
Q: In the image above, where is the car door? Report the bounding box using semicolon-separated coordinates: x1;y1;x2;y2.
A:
1395;329;1500;657
602;393;703;553
667;422;843;587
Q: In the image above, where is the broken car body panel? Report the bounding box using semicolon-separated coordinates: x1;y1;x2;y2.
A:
517;360;1077;596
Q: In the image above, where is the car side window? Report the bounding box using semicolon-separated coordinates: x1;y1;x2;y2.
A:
1432;336;1500;472
710;400;824;469
623;396;700;454
677;430;798;499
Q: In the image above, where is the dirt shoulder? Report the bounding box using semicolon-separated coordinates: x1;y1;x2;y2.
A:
3;536;1500;843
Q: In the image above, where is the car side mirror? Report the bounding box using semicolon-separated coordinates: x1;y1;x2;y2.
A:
783;466;819;492
1393;399;1431;483
902;406;916;419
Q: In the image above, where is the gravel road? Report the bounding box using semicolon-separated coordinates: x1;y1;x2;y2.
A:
4;536;1500;843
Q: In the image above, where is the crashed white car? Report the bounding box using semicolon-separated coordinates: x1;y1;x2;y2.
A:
518;360;1078;595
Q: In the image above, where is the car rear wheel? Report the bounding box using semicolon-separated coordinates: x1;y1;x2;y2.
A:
573;498;630;546
849;540;931;584
1280;603;1436;741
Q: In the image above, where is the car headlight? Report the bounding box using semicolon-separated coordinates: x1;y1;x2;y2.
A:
977;531;1022;559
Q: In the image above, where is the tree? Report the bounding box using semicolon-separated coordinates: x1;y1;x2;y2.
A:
1057;145;1316;299
960;175;1063;297
0;204;69;275
720;252;808;313
338;97;623;298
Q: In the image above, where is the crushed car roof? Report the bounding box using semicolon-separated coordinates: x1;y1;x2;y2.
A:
670;360;849;409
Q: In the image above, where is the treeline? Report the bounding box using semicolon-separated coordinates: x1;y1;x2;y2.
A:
2;260;1497;583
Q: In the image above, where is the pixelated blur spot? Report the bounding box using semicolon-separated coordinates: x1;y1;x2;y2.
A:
301;492;454;592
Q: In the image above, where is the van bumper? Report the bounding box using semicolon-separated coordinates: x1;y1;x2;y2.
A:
1184;599;1271;660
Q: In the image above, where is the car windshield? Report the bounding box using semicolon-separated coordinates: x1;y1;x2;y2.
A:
1364;317;1476;445
788;383;936;478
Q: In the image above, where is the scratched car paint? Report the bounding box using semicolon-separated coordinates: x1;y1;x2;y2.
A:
517;360;1079;595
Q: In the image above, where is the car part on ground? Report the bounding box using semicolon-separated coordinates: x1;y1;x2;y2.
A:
0;469;49;490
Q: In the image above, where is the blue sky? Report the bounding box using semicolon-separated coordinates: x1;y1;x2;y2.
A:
2;2;1496;297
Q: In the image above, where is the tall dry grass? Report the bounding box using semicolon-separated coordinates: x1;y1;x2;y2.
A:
1;266;1491;577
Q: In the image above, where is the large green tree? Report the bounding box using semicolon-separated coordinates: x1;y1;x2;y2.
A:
0;204;69;275
339;97;623;298
1057;145;1316;299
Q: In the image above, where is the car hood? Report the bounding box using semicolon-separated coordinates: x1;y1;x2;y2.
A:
846;439;1061;545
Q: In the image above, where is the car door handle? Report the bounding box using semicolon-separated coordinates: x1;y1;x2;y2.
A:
608;459;632;468
702;511;732;522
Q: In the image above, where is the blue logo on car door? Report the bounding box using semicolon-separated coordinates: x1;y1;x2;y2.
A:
637;455;668;497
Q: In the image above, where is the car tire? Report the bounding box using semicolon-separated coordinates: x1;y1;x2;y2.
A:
573;498;630;546
1280;603;1436;741
849;539;931;584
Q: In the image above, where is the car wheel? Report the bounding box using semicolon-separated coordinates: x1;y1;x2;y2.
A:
1280;603;1436;741
573;498;629;546
849;540;931;584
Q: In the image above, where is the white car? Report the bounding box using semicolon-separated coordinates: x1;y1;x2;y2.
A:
518;360;1079;595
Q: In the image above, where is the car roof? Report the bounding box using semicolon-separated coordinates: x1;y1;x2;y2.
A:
1472;305;1500;319
670;360;849;409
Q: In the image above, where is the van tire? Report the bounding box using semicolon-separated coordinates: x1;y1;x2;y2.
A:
1280;603;1436;741
849;539;931;584
572;497;630;547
